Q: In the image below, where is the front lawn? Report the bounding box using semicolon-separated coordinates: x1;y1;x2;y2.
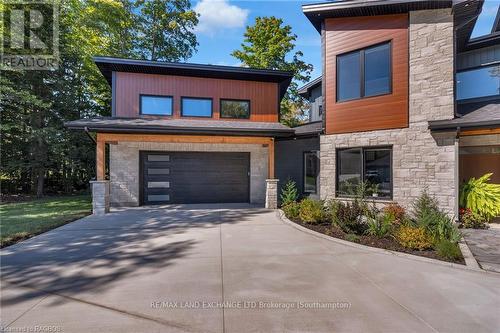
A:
0;195;91;248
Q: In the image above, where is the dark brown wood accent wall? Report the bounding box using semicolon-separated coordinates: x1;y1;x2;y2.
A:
324;14;409;134
115;72;279;122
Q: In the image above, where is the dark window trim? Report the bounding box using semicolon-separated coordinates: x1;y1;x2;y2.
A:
456;63;500;102
180;96;213;118
140;94;174;116
219;98;251;119
456;61;500;73
336;40;393;103
335;145;393;200
303;150;319;194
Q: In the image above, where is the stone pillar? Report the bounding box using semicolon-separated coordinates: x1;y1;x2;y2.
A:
265;179;278;209
90;180;110;215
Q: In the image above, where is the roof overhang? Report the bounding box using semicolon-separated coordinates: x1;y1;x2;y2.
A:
65;117;295;138
93;57;294;102
298;76;322;98
429;100;500;132
302;0;453;33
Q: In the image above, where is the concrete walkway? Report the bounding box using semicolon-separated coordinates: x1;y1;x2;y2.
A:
462;225;500;273
1;204;499;333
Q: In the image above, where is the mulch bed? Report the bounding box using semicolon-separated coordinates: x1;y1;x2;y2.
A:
290;219;465;265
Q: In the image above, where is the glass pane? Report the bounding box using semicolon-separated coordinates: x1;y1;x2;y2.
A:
182;98;212;117
456;65;500;100
141;96;172;115
364;43;391;97
220;100;250;118
148;181;170;188
337;148;361;195
148;194;170;202
148;155;170;162
304;152;318;193
148;168;170;175
337;52;361;101
364;149;391;198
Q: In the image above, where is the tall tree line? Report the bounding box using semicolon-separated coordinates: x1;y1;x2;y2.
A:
0;0;198;197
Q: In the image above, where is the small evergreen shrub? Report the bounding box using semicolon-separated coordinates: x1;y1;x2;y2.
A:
412;190;439;223
326;199;341;225
435;240;462;261
395;226;433;250
298;198;325;224
282;201;300;220
280;179;298;207
459;208;488;229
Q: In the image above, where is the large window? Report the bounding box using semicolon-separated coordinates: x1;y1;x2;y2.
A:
336;147;392;198
140;95;173;116
456;64;500;101
304;151;319;194
220;99;250;119
337;42;391;102
181;97;213;117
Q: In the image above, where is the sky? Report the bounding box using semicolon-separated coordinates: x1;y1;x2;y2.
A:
189;0;500;85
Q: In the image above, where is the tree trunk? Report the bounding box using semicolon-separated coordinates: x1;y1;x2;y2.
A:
36;168;44;198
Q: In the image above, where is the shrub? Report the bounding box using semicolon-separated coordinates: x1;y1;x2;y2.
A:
326;199;341;224
459;173;500;221
280;179;298;207
459;208;488;229
345;233;360;243
383;203;406;222
282;201;300;220
412;190;439;223
435;240;462;261
366;213;395;238
298;198;325;224
431;211;461;244
334;201;367;234
395;226;433;250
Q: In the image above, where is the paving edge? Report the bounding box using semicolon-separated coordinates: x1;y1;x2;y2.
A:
458;239;481;270
277;209;497;275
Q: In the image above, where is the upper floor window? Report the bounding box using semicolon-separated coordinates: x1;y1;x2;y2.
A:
220;99;250;119
140;95;173;116
337;42;391;102
456;64;500;101
181;97;213;117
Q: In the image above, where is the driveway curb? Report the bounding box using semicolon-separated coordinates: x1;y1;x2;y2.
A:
277;210;495;275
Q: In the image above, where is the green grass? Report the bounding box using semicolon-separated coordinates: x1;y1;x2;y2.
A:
0;195;91;247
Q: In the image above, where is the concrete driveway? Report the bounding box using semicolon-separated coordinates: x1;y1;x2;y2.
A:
1;204;499;333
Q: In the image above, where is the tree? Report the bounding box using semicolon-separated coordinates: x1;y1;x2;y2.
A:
134;0;198;61
231;16;313;126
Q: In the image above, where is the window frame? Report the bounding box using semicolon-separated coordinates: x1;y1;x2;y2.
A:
180;96;214;118
336;41;393;103
219;98;251;119
303;150;320;194
456;62;500;103
335;146;393;200
139;94;174;116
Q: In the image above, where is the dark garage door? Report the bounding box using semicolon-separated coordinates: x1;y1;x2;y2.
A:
141;151;250;205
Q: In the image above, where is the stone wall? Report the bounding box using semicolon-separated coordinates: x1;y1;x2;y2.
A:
109;142;268;206
320;9;457;214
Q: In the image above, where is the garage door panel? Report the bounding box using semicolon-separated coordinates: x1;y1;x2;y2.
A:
141;151;250;205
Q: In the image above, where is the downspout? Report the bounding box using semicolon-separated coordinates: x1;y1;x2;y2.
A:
84;127;96;144
454;126;461;222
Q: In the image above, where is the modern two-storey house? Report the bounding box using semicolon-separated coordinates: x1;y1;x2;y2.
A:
301;0;500;216
66;59;295;212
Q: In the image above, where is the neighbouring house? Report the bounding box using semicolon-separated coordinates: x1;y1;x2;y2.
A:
66;58;295;212
301;0;500;216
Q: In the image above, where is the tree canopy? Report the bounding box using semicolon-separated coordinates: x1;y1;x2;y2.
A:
232;16;313;127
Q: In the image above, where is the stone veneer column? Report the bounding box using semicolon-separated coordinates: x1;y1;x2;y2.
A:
90;180;110;215
265;179;279;209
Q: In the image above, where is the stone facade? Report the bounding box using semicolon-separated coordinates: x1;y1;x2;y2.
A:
109;141;268;206
320;9;457;214
265;179;279;209
90;180;110;215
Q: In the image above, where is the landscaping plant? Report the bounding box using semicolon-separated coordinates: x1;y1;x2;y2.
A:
282;201;300;220
395;226;433;250
411;190;439;223
366;212;395;238
345;233;360;243
334;201;367;234
459;173;500;221
383;203;406;222
435;239;462;261
298;198;326;224
280;179;298;207
459;208;488;229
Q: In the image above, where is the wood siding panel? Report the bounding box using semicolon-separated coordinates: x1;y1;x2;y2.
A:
115;72;279;122
324;14;409;134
